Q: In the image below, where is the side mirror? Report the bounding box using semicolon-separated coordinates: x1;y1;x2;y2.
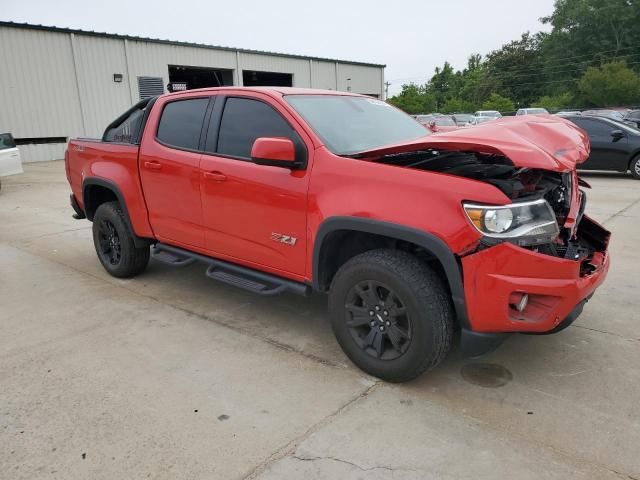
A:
610;129;625;141
251;137;298;168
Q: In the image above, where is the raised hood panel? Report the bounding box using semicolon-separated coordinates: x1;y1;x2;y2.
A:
353;116;590;172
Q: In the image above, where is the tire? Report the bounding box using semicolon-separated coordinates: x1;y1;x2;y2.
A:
328;249;453;382
630;155;640;180
92;201;150;278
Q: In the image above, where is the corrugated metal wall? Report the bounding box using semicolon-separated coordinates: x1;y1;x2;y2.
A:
0;24;384;163
0;28;84;139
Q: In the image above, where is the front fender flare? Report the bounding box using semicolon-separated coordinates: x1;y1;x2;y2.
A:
312;217;469;329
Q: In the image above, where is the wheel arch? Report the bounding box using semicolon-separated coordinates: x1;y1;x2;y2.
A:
83;177;152;248
312;217;469;329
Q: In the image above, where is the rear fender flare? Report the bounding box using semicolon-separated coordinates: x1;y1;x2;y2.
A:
83;177;151;248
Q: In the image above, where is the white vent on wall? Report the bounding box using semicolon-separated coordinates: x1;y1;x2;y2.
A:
137;76;164;99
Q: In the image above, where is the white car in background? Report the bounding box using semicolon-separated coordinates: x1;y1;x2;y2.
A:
516;107;549;116
474;110;502;119
0;133;23;191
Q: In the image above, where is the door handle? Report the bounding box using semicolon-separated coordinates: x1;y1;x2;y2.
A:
203;171;227;182
144;161;162;171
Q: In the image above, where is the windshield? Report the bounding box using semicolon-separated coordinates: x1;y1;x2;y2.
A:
285;95;428;155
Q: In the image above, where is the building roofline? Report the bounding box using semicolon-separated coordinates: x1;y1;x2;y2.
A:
0;21;386;68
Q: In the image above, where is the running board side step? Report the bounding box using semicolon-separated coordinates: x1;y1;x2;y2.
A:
151;243;310;297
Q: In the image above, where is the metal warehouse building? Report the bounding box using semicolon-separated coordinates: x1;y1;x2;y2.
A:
0;22;385;163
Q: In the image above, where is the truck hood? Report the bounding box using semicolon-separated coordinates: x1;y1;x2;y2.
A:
353;115;590;172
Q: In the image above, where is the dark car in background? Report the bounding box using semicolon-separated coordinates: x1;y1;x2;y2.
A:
562;115;640;178
624;110;640;129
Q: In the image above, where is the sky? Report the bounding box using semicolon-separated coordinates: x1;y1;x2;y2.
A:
2;0;557;96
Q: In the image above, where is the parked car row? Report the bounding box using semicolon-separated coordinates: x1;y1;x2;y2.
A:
556;108;640;128
414;111;504;131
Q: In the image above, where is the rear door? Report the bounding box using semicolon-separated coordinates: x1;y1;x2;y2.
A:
571;117;629;171
199;94;311;277
139;96;211;248
0;133;23;176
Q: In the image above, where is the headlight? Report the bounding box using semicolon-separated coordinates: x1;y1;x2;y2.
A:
463;199;559;246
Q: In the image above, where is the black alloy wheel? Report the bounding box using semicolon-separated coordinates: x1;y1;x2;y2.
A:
97;218;122;266
345;280;412;360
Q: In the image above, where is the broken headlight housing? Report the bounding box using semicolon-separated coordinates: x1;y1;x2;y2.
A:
463;199;559;246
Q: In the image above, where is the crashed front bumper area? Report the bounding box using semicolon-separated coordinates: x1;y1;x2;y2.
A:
460;215;610;355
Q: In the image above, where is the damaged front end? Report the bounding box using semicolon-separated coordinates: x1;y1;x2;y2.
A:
371;147;610;275
350;116;611;350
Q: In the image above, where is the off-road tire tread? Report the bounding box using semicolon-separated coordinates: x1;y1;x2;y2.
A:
329;249;453;382
93;201;149;278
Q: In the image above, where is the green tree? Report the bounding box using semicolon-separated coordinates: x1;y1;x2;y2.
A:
482;93;516;113
457;68;491;111
540;0;640;92
388;83;436;114
484;32;546;107
542;0;640;64
442;97;475;114
577;61;640;106
428;62;458;111
532;92;573;111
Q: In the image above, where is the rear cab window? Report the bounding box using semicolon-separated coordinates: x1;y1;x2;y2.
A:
103;99;156;144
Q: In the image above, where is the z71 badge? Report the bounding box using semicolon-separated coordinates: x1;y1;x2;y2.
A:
271;233;297;246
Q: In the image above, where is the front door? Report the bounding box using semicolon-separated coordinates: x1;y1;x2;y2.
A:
199;95;311;277
139;96;211;248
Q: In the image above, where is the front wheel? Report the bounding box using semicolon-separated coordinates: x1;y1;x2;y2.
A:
328;249;453;382
630;155;640;180
92;201;150;278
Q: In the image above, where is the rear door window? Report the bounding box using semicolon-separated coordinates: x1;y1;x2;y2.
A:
0;133;16;150
211;97;300;158
157;98;210;150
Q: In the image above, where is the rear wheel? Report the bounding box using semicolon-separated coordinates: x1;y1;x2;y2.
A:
630;155;640;179
92;201;149;278
328;249;453;382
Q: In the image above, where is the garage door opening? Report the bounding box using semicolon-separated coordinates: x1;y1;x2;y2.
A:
242;70;293;87
168;65;234;91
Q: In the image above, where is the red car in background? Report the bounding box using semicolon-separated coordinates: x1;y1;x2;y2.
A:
416;114;460;133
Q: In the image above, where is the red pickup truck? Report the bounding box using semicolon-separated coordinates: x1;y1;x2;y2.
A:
65;87;610;382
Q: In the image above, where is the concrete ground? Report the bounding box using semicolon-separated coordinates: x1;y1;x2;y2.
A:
1;161;639;480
